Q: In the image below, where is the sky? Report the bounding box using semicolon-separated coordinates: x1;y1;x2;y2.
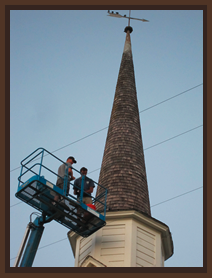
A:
10;9;203;268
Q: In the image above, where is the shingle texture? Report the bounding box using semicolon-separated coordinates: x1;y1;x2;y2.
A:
96;30;151;216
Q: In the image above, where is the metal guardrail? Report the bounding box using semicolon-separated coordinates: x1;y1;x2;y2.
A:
17;147;108;217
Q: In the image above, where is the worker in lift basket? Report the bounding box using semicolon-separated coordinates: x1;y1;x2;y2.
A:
73;167;95;205
53;156;77;203
73;167;96;224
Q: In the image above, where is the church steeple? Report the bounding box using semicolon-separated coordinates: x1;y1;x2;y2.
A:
96;27;151;216
68;22;173;267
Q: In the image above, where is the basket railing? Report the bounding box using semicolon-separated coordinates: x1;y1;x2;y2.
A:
18;147;107;217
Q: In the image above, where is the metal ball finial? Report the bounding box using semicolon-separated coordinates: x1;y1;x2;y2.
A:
124;26;133;33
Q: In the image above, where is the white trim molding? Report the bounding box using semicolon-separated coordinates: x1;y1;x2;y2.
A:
67;210;173;267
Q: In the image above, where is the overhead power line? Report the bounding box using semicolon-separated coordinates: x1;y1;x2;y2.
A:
10;124;203;209
139;83;203;113
150;186;203;208
10;185;203;262
10;238;68;262
10;83;203;173
144;125;203;151
10;201;22;208
88;124;203;175
9;126;109;173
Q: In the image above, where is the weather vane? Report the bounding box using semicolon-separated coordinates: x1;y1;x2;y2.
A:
107;10;149;25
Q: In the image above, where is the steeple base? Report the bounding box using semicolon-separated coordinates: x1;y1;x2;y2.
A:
67;210;173;267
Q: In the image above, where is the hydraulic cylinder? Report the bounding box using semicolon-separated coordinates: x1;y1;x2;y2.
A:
19;222;44;267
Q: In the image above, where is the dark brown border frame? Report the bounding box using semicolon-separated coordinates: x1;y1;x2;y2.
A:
4;3;208;275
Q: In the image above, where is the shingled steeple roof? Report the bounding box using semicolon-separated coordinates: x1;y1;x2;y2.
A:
96;27;151;216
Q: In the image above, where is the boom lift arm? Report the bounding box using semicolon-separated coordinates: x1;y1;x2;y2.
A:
14;148;108;267
14;213;45;267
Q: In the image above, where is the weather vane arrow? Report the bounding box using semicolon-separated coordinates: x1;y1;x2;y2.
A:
107;10;149;26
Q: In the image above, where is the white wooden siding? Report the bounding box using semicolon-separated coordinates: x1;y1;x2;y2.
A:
73;212;165;267
78;236;93;266
136;226;156;267
100;224;125;267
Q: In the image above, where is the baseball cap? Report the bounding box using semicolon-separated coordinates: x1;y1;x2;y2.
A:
67;156;77;163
